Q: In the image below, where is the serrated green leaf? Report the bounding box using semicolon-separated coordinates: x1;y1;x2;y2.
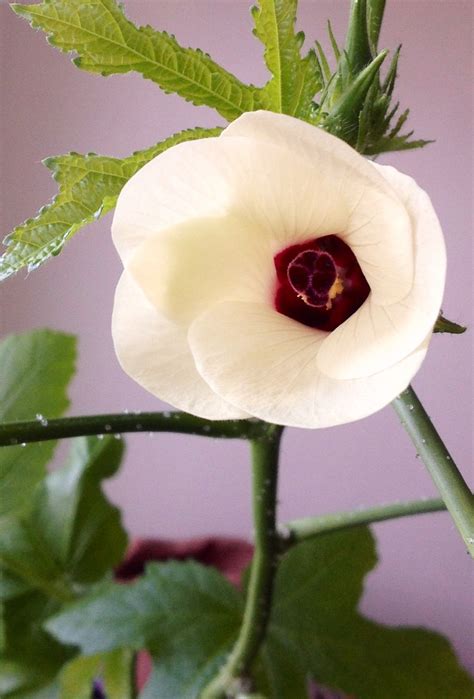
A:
434;314;467;334
256;530;474;698
0;127;222;281
12;0;265;120
45;530;473;698
252;0;322;118
0;330;75;516
46;561;243;698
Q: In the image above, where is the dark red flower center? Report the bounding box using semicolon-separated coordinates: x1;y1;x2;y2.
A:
274;235;370;332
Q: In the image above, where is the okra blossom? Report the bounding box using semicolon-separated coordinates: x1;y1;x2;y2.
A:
111;111;445;428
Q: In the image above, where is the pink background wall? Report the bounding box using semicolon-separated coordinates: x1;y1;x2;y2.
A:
1;0;472;673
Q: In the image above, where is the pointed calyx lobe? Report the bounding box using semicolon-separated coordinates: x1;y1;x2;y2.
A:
274;235;370;331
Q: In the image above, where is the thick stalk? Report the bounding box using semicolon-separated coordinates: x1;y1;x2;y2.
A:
0;412;265;447
201;426;283;698
393;385;474;557
281;496;446;550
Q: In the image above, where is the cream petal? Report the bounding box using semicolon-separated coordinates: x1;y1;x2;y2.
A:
112;133;351;262
111;272;247;419
112;136;228;266
113;116;411;306
222;111;414;304
188;301;427;428
316;165;446;380
128;215;273;324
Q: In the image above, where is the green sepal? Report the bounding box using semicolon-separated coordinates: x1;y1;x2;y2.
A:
345;0;373;71
311;2;430;155
323;50;387;145
367;0;387;55
434;314;467;334
327;20;341;61
382;44;401;97
345;0;387;68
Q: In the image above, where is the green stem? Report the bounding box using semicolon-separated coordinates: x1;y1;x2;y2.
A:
201;426;283;698
0;412;265;447
281;496;447;550
393;385;474;558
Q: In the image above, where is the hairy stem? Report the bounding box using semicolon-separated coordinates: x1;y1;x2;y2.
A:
281;496;447;550
393;385;474;558
201;425;283;698
0;412;265;447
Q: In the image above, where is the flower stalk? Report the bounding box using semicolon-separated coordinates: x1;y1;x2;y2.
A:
281;495;447;551
393;385;474;558
0;412;264;447
201;425;283;698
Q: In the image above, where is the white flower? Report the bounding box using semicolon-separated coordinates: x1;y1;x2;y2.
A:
111;111;445;428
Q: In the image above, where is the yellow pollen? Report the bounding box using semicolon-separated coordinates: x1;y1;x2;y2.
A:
325;275;344;310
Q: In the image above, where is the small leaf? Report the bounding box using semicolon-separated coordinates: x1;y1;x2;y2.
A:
12;0;265;120
252;0;322;117
102;649;135;699
31;436;128;584
46;561;242;697
434;314;467;334
0;436;127;595
0;127;222;281
0;330;76;516
60;649;134;699
59;654;101;699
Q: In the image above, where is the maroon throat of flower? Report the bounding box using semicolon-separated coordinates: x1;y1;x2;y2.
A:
274;235;370;332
